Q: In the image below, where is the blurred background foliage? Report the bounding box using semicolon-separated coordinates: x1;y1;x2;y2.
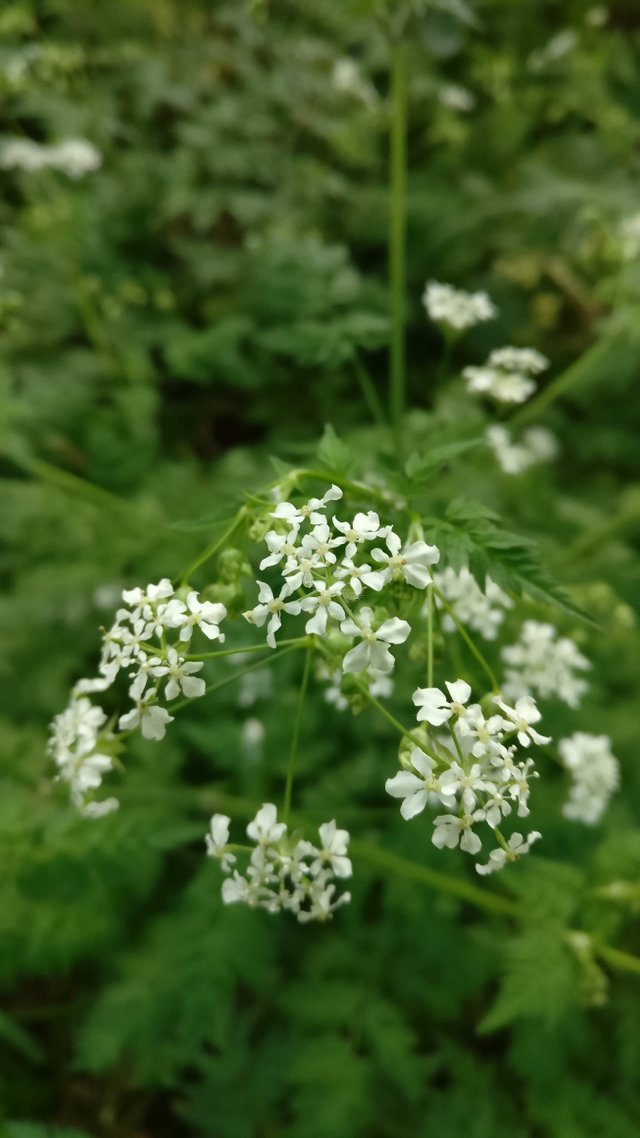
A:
1;0;640;1134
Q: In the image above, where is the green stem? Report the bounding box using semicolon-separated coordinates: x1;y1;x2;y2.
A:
351;675;441;763
508;335;613;429
180;511;246;585
350;839;518;917
354;356;387;427
389;35;408;460
427;585;434;687
283;647;313;824
187;637;310;662
170;642;303;712
592;942;640;976
432;584;498;692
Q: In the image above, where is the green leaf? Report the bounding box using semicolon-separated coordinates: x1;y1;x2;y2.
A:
425;498;591;622
404;439;481;486
316;424;354;477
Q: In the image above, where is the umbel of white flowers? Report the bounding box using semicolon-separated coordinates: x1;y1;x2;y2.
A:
206;804;352;922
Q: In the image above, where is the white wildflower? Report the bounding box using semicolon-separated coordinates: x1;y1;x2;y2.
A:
423;281;497;331
559;732;619;825
300;581;345;636
118;691;174;740
476;831;541;875
371;530;440;588
434;566;513;639
149;647;206;701
432;811;485;855
385;747;456;819
271;484;342;527
494;695;551;747
244;581;302;648
341;606;411;675
501;620;590;708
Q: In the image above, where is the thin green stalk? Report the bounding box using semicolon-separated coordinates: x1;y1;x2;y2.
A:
389;35;408;459
180;511;245;585
509;335;613;429
351;674;440;763
350;839;518;917
432;584;498;692
187;637;310;662
354;356;387;427
592;941;640;976
283;647;313;824
427;584;434;687
170;642;303;713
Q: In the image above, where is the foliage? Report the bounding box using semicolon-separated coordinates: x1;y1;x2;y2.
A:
0;0;639;1136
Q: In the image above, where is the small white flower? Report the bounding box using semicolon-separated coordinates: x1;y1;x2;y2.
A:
371;530;440;588
244;581;302;648
559;732;619;825
341;606;411;675
118;691;174;740
300;581;345;636
247;803;287;846
163;591;227;643
476;831;541;875
501;621;589;708
385;747;456;819
439;761;495;811
332;511;382;555
423;281;497;331
205;813;236;872
432;811;485;854
150;647;206;700
271;485;342;526
434;566;513;640
81;797;120;820
488;347;549;374
311;821;352;879
495;696;551;747
334;558;385;596
259;527;301;571
463;366;536;404
412;679;474;730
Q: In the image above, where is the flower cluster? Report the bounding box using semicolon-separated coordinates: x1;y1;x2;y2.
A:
245;484;440;679
501;620;590;708
486;424;558;475
434;566;513;640
386;679;547;874
464;346;548;403
206;805;352;921
47;697;119;819
0;137;102;178
559;733;620;825
48;578;226;814
422;281;496;331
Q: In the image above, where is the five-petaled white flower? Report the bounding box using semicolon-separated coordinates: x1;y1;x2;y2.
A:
244;582;302;648
247;803;287;846
371;531;440;588
412;679;475;731
164;591;227;642
118;691;174;740
432;811;485;854
150;647;206;701
300;581;345;636
271;485;342;526
495;696;551;747
341;606;411;675
385;747;456;819
311;821;352;878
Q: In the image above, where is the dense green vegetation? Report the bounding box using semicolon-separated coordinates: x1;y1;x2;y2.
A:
1;1;640;1135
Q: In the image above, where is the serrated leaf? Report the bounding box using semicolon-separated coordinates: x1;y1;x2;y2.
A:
425;498;592;623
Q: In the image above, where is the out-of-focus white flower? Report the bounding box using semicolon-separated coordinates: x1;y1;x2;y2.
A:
0;137;101;178
434;565;513;639
486;425;558;475
438;83;476;112
559;732;619;824
423;281;497;331
501;621;590;708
